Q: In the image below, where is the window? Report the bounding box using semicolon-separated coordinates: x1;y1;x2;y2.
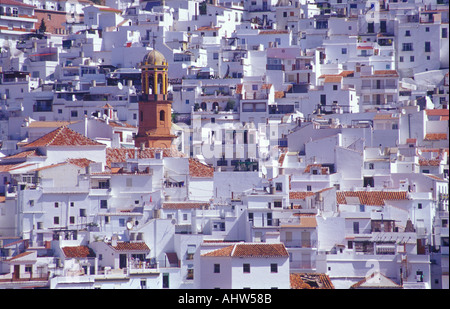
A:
70;202;74;207
80;209;86;217
119;219;125;227
399;56;404;62
54;202;59;208
425;27;430;32
402;43;413;51
54;217;60;225
353;222;359;234
183;213;188;221
71;110;78;117
307;185;312;191
275;182;282;191
333;85;338;91
70;216;75;224
163;273;169;288
270;263;278;273
341;48;347;54
243;263;250;273
160;110;165;121
140;279;147;289
442;28;448;38
410;56;414;62
252;85;258;91
418;203;422;209
100;200;107;209
214;264;220;273
405;30;411;36
425;42;431;52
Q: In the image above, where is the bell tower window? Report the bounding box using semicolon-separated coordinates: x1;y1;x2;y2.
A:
160;110;165;122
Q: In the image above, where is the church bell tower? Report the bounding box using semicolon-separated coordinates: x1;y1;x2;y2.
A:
135;50;176;149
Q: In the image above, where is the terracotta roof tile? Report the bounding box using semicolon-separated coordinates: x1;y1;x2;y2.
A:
339;70;354;77
425;109;449;116
109;242;150;251
66;158;95;168
289;191;315;199
424;133;447;140
106;147;185;167
0;0;35;8
419;159;441;166
189;158;214;178
162;202;210;210
290;273;335;289
23;126;104;148
336;191;408;206
2;150;40;159
202;243;289;258
62;246;96;258
324;76;342;83
259;30;289;34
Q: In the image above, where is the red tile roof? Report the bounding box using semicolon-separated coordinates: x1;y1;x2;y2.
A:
339;70;354;77
425;109;449;116
289;191;315;200
162;202;210;210
62;246;96;258
109;242;150;252
419;159;441;166
424;133;447;140
66;158;95;168
202;243;289;258
290;273;335;289
2;150;40;159
336;191;408;206
0;0;35;8
189;158;214;178
324;76;342;83
23;126;104;148
106;147;185;167
259;30;289;34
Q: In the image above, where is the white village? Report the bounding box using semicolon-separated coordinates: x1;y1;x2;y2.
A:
0;0;448;290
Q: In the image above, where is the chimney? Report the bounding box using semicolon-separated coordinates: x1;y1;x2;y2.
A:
111;235;118;247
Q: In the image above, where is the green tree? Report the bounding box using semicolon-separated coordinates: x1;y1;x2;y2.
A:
39;18;46;33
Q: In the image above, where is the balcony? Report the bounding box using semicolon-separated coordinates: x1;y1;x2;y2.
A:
243;92;268;100
284;239;318;249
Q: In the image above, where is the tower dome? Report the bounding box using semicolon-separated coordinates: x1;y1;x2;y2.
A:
143;50;167;66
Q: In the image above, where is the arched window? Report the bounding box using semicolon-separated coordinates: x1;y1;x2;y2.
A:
160;110;165;122
157;74;163;94
200;102;207;110
212;102;219;111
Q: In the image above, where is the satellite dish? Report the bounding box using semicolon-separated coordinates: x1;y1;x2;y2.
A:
117;82;123;90
126;221;134;230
